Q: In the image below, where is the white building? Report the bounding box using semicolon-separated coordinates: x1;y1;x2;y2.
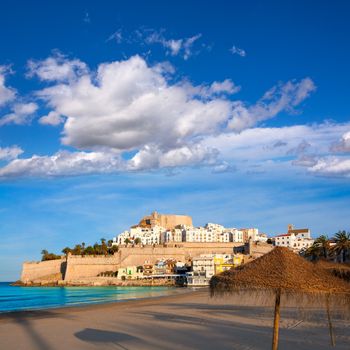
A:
187;255;215;286
114;222;253;246
275;232;314;251
186;253;239;286
115;225;163;246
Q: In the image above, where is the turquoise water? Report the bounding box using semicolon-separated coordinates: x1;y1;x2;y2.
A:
0;282;179;313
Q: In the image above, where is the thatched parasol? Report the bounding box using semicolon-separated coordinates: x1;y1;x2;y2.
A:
210;247;350;350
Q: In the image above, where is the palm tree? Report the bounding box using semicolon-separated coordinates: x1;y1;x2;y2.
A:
73;244;82;255
332;231;350;263
305;243;321;261
62;247;71;257
314;235;330;259
93;242;102;255
41;249;48;261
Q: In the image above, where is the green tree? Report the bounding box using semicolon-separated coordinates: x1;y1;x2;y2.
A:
124;238;131;247
314;235;330;259
84;246;95;255
72;244;82;255
41;249;48;257
332;231;350;263
100;238;108;255
93;242;102;255
41;250;60;261
62;247;72;257
134;237;141;245
305;243;321;261
108;244;118;254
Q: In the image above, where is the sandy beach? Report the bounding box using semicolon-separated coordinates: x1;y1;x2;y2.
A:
0;288;349;350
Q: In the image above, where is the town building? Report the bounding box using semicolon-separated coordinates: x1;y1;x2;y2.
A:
274;224;314;252
114;225;163;246
187;253;243;286
113;212;260;246
117;266;143;280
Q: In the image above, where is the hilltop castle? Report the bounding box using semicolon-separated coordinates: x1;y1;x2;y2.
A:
136;211;193;230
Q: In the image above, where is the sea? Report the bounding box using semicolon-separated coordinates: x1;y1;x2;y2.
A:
0;282;181;313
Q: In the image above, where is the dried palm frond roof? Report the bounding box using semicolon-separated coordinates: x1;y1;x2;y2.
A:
210;247;350;296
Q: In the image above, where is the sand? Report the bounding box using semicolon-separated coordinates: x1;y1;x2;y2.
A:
0;288;349;350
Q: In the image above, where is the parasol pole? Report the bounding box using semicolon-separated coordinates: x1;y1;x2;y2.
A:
272;288;281;350
325;293;335;347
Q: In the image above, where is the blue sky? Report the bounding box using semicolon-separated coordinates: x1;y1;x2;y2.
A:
0;0;350;280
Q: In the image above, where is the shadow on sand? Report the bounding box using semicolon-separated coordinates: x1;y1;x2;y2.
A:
75;328;140;349
1;309;74;350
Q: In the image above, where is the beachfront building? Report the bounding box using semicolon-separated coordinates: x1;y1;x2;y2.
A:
117;266;143;280
187;253;243;286
187;255;215;286
213;253;244;274
153;259;177;275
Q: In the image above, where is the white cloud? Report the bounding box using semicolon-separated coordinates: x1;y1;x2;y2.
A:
0;54;318;178
35;55;313;153
227;78;316;131
286;140;311;155
27;52;88;82
0;150;123;178
330;131;350;152
0;102;38;126
39;111;64;126
230;45;246;57
36;55;234;151
107;30;123;44
210;79;240;95
145;30;202;60
308;157;350;177
0;145;23;161
212;161;236;174
0;66;16;106
128;144;218;171
292;155;317;167
204;122;350;173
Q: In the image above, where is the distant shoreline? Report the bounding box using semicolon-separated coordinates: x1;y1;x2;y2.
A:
0;287;200;317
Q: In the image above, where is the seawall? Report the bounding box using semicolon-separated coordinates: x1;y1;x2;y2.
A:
20;242;242;284
64;255;120;281
21;258;66;283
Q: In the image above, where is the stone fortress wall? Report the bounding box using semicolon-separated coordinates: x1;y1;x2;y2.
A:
20;242;242;283
64;255;120;281
21;258;66;283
